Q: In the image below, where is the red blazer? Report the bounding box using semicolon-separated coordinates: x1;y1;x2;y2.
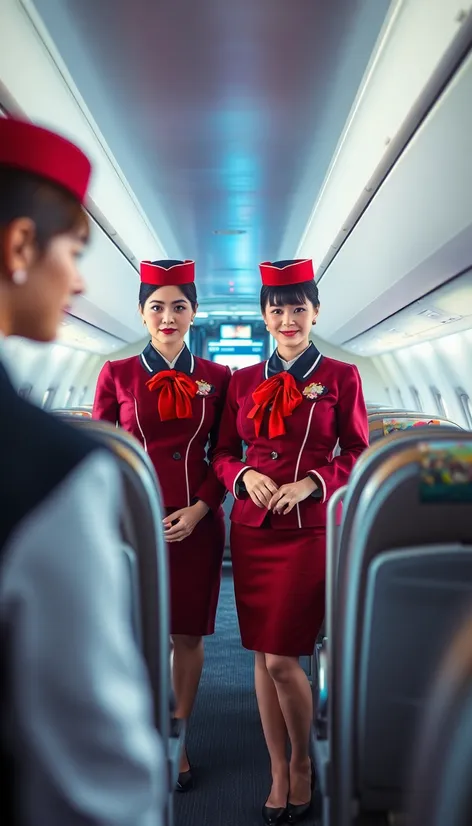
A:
213;344;369;529
92;343;231;513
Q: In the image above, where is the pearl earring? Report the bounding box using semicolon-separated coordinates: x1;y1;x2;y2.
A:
12;269;27;285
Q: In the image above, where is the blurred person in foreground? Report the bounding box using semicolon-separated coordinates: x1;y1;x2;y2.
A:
0;118;166;826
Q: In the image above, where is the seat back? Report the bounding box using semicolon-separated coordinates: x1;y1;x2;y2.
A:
57;417;171;743
121;542;143;647
319;429;462;792
333;433;472;824
333;426;462;627
408;608;472;826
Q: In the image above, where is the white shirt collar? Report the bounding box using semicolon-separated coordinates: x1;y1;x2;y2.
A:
151;344;184;370
278;346;310;372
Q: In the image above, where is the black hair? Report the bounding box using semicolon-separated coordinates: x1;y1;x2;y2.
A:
260;260;319;312
139;260;198;310
0;165;89;252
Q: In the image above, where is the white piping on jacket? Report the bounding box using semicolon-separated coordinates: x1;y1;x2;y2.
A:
141;354;153;373
133;395;148;452
184;398;206;507
233;465;250;499
294;403;316;528
302;351;322;379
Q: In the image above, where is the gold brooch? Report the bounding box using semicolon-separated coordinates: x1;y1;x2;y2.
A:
196;379;212;396
303;382;326;400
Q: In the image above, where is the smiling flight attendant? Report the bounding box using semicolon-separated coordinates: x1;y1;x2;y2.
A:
213;259;369;824
92;259;231;790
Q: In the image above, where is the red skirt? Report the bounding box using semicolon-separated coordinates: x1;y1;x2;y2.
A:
167;507;225;636
230;523;326;656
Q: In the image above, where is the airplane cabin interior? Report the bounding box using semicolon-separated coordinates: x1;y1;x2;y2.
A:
1;1;472;825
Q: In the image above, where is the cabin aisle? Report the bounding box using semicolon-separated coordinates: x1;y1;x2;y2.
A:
174;569;318;826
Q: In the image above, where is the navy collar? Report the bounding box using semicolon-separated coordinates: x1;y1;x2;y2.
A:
140;342;195;376
265;342;323;382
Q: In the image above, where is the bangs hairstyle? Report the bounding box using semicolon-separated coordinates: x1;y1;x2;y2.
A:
139;260;198;310
0;165;89;251
260;261;319;312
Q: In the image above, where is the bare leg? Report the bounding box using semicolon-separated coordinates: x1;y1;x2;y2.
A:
171;634;204;772
265;654;312;806
254;652;289;808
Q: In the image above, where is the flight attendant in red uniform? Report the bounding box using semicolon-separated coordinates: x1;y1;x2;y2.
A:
92;259;231;791
213;259;369;824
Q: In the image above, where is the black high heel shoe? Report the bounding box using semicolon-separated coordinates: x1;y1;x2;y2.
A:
262;773;290;825
176;766;193;793
262;799;288;826
175;750;194;793
286;761;315;824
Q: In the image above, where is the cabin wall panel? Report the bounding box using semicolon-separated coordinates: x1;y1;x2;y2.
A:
374;327;472;427
2;338;96;409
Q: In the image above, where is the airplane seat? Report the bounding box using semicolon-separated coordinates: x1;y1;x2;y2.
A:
367;410;461;444
53;416;180;825
332;431;472;826
408;607;472;826
313;427;471;826
314;427;463;738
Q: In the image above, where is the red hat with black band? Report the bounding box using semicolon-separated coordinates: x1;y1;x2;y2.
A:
140;259;195;286
0;117;92;204
259;259;315;286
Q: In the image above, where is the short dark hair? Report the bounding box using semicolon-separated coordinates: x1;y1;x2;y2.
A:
139;260;198;310
0;165;89;252
260;260;319;312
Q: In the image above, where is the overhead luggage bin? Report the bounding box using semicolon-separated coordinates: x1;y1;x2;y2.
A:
314;428;472;826
54;416;180;826
408;606;472;826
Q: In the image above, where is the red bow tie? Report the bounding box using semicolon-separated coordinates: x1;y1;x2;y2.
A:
248;372;302;439
146;370;197;420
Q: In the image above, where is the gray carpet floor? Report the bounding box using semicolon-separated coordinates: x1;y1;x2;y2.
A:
174;570;319;826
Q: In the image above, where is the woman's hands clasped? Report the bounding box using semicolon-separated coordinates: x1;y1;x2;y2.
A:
243;470;317;514
163;500;209;542
242;469;278;509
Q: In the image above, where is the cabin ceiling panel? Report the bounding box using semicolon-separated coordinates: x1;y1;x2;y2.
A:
31;0;390;308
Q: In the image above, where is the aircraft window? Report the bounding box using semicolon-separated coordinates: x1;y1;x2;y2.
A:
42;387;57;410
18;383;33;401
409;386;423;412
456;388;472;428
430;386;448;418
78;386;88;405
396;387;405;407
64;386;75;407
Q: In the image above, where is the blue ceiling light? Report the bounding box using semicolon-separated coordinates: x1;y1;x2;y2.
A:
213;229;247;235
